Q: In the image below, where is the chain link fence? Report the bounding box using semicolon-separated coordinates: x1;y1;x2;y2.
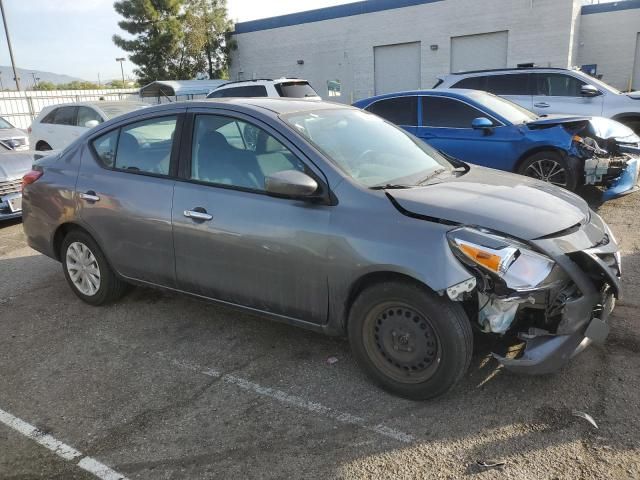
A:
0;88;144;130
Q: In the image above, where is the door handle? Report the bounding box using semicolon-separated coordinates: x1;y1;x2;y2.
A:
534;102;550;108
80;191;100;202
184;209;213;221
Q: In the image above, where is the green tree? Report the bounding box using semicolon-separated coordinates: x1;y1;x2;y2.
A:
112;0;184;85
183;0;236;79
33;81;57;91
58;81;101;90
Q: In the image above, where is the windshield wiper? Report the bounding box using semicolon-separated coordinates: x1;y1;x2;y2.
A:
370;184;413;190
417;168;447;185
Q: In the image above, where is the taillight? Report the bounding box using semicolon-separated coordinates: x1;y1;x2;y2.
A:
22;170;43;191
27;126;32;134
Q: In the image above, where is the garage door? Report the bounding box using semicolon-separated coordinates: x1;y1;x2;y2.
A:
374;42;421;95
634;32;640;90
450;31;508;73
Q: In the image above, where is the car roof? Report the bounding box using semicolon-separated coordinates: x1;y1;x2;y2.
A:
440;67;578;79
213;78;311;89
353;89;483;106
191;97;350;114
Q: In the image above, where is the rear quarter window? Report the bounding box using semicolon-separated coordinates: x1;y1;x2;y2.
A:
210;85;268;97
274;82;319;98
452;76;488;90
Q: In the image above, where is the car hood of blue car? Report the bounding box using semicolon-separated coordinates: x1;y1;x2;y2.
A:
386;166;589;240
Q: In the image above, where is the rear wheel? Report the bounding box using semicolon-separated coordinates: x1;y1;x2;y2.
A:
61;230;128;306
348;281;473;400
518;151;579;191
35;141;52;151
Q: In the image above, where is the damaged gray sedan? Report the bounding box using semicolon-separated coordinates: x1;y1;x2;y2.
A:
22;99;621;399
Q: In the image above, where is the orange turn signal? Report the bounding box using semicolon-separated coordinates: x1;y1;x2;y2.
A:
459;243;503;273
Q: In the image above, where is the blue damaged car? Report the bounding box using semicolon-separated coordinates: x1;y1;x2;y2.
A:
353;90;640;200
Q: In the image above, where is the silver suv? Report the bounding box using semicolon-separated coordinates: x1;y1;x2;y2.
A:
436;68;640;132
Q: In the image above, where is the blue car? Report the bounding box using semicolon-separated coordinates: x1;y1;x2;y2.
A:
353;89;640;200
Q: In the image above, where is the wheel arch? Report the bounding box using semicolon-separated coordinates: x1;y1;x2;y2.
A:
341;271;439;334
514;146;568;173
52;222;91;261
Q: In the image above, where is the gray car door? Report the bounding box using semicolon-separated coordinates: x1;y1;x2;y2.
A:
76;109;185;287
171;109;331;324
530;72;604;116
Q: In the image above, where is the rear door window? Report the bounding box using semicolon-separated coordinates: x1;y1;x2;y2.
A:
210;85;268;97
274;81;319;98
486;74;531;95
366;97;418;126
452;76;488;90
422;96;492;128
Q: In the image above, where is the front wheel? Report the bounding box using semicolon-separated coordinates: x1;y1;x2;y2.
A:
348;282;473;400
61;230;128;306
517;151;580;191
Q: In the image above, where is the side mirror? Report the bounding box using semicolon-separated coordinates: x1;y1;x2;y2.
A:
472;117;494;134
581;85;600;97
265;170;319;198
84;120;100;129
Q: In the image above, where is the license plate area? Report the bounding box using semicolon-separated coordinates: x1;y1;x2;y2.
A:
7;194;22;212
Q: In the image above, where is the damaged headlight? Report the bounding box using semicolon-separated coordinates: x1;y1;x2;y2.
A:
447;227;556;291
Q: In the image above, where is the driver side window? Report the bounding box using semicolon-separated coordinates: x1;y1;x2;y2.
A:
191;115;305;191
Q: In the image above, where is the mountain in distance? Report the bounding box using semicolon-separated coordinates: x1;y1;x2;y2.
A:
0;66;82;90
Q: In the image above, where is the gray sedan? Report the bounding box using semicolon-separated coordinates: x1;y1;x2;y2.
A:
21;99;621;399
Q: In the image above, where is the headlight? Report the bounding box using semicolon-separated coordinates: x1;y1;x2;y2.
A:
447;227;556;291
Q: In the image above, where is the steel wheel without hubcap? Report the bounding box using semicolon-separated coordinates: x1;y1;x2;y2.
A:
363;302;441;384
66;242;101;296
524;158;568;187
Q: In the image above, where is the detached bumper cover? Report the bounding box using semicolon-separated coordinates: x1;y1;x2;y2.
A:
603;157;639;200
493;214;620;374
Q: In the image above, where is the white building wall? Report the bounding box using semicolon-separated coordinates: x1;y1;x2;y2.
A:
578;7;640;91
231;0;582;102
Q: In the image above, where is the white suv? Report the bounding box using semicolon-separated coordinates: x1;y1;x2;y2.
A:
207;78;321;100
29;101;148;151
435;68;640;133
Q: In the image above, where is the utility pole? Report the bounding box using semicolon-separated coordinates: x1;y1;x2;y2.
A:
0;71;3;91
116;58;126;88
30;72;39;89
0;0;20;91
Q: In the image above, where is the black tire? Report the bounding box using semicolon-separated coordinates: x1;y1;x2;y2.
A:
60;230;128;306
517;151;580;191
348;281;473;400
619;118;640;135
35;141;52;151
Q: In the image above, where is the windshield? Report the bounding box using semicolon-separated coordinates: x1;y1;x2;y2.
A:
282;109;453;187
583;74;620;95
0;117;14;129
99;103;149;119
275;82;319;98
467;91;537;124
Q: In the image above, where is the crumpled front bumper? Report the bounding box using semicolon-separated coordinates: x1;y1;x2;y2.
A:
602;157;640;200
493;212;621;374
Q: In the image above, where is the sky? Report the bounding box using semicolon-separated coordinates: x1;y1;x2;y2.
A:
0;0;351;83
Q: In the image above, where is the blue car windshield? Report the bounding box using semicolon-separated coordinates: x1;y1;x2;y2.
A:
467;91;537;125
282;109;452;187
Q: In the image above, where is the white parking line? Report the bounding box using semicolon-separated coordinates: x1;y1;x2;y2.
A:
0;408;128;480
100;333;415;444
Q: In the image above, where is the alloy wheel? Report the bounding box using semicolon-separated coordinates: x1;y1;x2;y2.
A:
524;159;568;187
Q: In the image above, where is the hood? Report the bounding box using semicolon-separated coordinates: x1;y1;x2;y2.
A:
588;116;640;145
0;151;36;180
387;166;589;240
626;91;640;100
526;115;591;129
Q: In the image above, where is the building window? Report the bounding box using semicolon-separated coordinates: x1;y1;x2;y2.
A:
328;80;341;97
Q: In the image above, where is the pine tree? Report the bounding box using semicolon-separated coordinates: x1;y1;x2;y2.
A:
112;0;184;85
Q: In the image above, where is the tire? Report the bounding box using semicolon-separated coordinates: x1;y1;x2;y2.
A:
60;230;128;306
348;281;473;400
517;151;580;191
35;141;52;151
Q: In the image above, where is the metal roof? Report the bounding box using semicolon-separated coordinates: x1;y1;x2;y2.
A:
582;0;640;15
139;80;227;98
234;0;443;34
